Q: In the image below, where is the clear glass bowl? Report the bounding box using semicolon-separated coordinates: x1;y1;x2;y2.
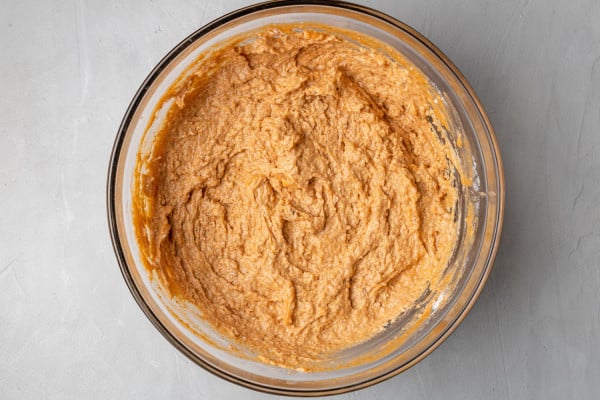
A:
107;1;504;395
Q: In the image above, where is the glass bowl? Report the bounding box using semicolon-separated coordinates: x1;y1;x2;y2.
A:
107;0;504;395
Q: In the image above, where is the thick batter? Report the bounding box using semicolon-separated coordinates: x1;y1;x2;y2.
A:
134;25;459;367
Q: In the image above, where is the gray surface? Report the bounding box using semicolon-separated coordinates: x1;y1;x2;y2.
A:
1;0;599;398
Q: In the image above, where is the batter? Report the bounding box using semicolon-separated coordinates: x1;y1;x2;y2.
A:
134;25;459;368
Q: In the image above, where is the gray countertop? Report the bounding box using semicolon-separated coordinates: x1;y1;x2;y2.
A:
1;0;599;398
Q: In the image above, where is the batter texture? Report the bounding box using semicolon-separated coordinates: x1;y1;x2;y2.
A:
134;26;459;367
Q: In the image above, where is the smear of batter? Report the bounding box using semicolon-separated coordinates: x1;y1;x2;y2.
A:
134;25;459;368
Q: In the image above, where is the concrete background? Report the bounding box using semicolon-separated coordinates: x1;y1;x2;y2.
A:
1;0;599;398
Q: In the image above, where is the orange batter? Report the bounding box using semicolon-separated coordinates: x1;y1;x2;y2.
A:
134;25;459;368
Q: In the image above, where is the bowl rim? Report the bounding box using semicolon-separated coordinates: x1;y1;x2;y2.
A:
106;0;505;396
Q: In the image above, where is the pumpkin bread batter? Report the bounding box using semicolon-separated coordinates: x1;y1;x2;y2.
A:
134;26;459;368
